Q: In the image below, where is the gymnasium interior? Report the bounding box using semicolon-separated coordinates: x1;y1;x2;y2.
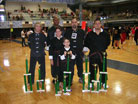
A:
0;0;138;104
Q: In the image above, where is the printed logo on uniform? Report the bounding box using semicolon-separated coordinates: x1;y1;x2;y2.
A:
54;32;56;37
71;33;77;39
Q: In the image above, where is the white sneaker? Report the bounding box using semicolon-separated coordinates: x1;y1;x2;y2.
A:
90;83;93;88
103;83;109;89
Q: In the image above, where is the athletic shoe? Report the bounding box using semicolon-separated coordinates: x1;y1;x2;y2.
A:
52;79;56;84
103;83;109;88
90;83;93;88
117;47;120;49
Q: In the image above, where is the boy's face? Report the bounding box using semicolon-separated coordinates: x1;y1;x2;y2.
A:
63;39;70;47
94;21;101;30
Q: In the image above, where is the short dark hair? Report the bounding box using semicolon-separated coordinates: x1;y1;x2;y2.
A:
56;26;62;31
63;38;70;42
72;17;78;21
94;18;101;24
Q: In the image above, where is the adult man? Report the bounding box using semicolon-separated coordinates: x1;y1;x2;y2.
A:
47;16;64;46
28;22;47;84
84;18;110;87
64;17;85;83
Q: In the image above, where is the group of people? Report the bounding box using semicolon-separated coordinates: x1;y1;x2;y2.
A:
27;17;110;89
109;26;138;49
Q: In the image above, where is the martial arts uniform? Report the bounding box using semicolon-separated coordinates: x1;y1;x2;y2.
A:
47;25;64;79
64;28;85;80
47;25;64;45
49;36;64;80
59;47;76;85
84;28;110;84
28;33;47;84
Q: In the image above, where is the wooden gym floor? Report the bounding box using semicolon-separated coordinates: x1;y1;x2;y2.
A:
0;38;138;104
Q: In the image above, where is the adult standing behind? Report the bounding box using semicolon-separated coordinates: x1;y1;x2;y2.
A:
64;17;85;83
84;18;110;87
28;22;47;85
47;16;64;83
47;16;64;46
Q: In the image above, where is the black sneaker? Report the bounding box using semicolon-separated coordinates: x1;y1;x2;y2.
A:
52;79;56;84
117;47;120;49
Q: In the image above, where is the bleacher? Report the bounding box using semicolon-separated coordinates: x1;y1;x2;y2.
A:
5;1;75;21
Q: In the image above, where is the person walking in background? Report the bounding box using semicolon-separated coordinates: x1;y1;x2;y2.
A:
21;29;27;47
113;28;121;49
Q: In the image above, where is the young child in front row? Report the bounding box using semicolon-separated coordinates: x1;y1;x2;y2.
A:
59;38;76;88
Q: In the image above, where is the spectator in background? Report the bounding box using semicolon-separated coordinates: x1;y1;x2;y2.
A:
113;28;121;49
134;28;138;45
8;12;11;20
125;26;130;40
131;26;136;37
120;29;127;48
21;29;27;47
16;15;20;20
12;16;15;20
27;29;33;37
20;14;23;20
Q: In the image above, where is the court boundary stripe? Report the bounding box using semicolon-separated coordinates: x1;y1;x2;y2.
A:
107;59;138;75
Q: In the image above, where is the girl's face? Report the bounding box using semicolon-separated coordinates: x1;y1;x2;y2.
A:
63;39;70;47
56;29;62;38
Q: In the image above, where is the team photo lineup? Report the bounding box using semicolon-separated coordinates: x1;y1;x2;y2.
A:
0;0;138;104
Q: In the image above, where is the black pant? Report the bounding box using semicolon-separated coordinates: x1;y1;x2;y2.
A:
51;55;60;79
22;38;26;47
29;55;46;84
59;60;74;84
74;52;83;78
89;53;107;83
